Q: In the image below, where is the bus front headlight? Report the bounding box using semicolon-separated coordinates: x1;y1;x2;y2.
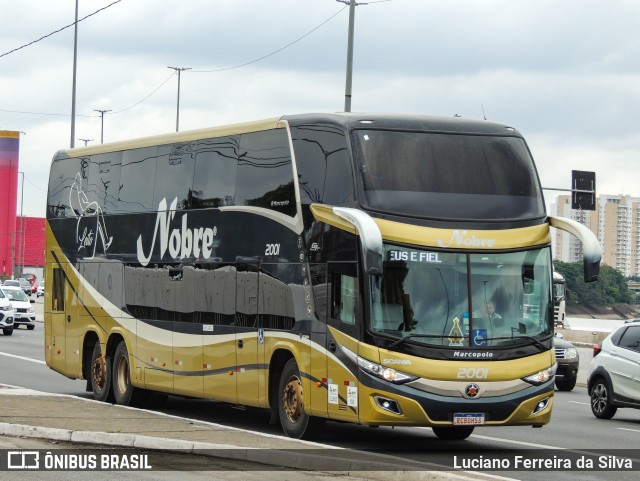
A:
341;346;417;384
522;364;557;386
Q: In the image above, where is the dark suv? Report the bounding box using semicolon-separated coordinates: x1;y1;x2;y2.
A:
588;319;640;419
553;335;579;391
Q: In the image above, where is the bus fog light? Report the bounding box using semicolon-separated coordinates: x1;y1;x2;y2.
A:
532;397;550;414
374;396;403;415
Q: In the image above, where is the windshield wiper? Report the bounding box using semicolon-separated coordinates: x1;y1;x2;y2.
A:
485;335;547;351
389;334;450;349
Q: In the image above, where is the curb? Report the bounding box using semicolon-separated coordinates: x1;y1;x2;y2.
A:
0;422;510;481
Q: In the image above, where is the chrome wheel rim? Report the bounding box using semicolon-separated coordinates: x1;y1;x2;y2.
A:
591;383;608;414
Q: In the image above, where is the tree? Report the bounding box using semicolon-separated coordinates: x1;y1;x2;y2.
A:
554;261;634;306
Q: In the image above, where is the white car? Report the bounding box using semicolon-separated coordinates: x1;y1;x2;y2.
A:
588;319;640;419
0;289;15;335
1;286;36;330
36;280;45;298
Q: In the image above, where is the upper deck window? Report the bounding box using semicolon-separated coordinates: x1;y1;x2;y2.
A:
351;130;545;221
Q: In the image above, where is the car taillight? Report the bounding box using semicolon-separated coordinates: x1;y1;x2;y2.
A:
593;344;601;357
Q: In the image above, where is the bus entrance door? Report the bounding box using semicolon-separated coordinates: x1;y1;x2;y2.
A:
235;263;260;405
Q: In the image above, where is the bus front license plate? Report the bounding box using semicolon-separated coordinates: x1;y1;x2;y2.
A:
453;413;485;425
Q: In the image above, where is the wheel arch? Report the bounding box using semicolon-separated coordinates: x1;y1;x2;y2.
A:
587;366;613;395
268;348;296;423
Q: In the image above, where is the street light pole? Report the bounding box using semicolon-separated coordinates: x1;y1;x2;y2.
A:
93;110;111;143
70;0;79;148
167;66;191;131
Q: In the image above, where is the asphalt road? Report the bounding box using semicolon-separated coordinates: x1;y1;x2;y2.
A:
2;298;640;480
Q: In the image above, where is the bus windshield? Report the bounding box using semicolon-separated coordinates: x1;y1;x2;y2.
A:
369;244;553;348
351;130;545;221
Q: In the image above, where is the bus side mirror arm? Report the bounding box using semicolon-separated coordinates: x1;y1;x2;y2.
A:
549;215;602;283
333;207;383;276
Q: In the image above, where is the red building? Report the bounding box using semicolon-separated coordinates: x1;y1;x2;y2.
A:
15;216;46;271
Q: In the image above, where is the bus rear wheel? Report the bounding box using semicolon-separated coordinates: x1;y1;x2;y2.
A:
278;358;324;439
432;426;475;440
113;341;150;407
90;342;113;402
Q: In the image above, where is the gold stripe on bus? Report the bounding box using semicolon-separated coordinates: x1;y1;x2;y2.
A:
62;117;284;158
310;204;550;249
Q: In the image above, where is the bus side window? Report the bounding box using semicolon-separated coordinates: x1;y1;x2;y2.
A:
328;263;360;329
52;268;65;312
118;146;158;213
155;141;197;210
235;129;296;217
192;136;239;208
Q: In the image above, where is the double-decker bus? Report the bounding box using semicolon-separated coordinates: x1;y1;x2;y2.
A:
45;114;601;440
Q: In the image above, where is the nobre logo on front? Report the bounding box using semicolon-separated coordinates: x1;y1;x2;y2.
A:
437;230;495;249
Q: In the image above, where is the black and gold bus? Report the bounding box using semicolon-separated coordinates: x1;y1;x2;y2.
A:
45;113;600;440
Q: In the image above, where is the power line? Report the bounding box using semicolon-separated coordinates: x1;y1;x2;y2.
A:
0;5;347;118
191;6;347;73
0;0;123;59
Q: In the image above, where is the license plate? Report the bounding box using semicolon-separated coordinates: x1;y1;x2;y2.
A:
453;413;485;425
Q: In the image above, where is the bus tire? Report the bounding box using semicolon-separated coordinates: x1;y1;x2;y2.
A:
278;358;325;439
90;342;113;402
112;341;145;407
432;426;475;440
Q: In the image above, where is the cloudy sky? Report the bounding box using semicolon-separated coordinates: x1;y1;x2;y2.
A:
1;0;638;217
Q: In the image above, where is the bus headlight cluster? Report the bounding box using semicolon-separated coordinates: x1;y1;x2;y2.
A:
522;364;557;386
341;346;417;384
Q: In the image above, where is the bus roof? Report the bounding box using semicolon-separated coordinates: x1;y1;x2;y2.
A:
53;113;523;160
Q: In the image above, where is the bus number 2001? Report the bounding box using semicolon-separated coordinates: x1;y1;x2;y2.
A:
265;243;281;256
457;367;489;379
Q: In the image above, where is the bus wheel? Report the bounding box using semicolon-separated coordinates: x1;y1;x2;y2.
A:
278;358;324;439
90;342;113;402
432;426;475;440
112;341;145;406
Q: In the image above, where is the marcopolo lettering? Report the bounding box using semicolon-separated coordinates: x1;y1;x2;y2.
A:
136;197;218;266
453;351;494;358
437;230;495;249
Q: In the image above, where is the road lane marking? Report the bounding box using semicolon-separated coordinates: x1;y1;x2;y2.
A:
568;401;590;406
0;351;46;365
617;428;640;434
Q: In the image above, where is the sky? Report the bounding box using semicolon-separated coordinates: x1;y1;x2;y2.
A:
1;0;639;218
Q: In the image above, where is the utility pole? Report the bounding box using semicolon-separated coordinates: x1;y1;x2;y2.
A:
167;66;191;131
93;110;111;143
338;0;358;112
70;0;79;148
79;138;93;146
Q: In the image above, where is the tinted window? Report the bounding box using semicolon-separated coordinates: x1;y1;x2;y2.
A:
291;124;354;206
83;152;122;215
235;129;296;217
619;326;640;352
192;136;239;208
118;147;158;213
48;155;81;218
351;130;545;221
155;142;197;210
